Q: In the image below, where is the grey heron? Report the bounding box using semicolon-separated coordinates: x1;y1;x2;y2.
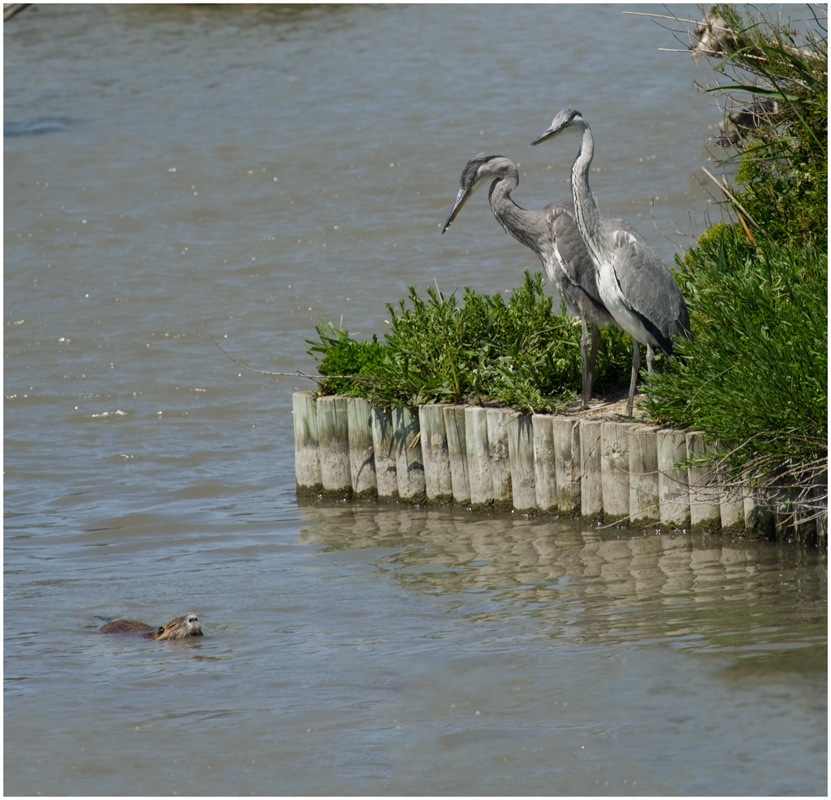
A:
531;109;691;416
442;154;616;408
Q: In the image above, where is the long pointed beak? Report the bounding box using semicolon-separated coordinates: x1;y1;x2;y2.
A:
530;125;560;147
441;186;472;234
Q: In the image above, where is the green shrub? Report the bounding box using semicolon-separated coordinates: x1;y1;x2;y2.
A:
647;226;826;466
306;320;384;397
645;4;827;500
706;3;827;246
306;271;633;412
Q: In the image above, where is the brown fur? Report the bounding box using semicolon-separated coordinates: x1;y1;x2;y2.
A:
99;614;203;640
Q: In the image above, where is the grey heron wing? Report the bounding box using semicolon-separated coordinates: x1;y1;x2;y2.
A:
607;220;690;346
545;200;598;296
544;200;613;327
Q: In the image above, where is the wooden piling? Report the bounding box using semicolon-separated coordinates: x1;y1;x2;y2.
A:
532;414;557;513
817;509;828;543
744;487;774;538
346;397;376;498
790;483;819;543
392;406;425;503
507;413;536;512
773;481;820;543
465;407;492;509
601;422;631;523
814;473;827;543
292;390;321;494
370;405;398;500
316;395;352;497
487;408;518;509
551;416;580;514
629;426;659;526
579;419;603;520
720;482;745;533
686;432;721;532
657;430;689;527
419;405;454;503
291;392;822;541
443;405;470;505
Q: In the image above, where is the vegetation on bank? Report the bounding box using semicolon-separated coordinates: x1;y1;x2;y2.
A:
646;4;827;505
305;5;826;513
307;272;633;413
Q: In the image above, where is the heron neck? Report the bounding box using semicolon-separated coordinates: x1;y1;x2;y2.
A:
488;173;540;253
571;126;607;266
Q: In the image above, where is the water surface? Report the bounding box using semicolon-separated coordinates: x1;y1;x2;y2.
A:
5;4;826;795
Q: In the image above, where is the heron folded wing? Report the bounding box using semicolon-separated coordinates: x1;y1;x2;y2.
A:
610;238;687;352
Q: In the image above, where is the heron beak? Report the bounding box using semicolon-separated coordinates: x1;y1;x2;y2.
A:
441;186;471;234
530;125;561;147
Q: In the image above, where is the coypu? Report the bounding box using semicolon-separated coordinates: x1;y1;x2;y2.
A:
98;613;203;641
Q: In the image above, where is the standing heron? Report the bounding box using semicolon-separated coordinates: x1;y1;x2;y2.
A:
531;109;691;416
442;154;616;408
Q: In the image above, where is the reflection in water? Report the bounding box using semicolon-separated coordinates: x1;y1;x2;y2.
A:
5;3;825;794
299;502;826;670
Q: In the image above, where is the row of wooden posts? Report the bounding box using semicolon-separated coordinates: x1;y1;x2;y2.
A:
292;391;822;538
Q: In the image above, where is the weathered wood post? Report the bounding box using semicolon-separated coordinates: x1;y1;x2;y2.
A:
292;396;823;541
629;426;660;526
551;416;581;513
579;419;603;520
813;470;827;544
346;397;376;498
465;407;492;509
657;429;689;527
392;406;425;503
419;404;454;504
817;507;828;543
720;481;746;533
316;395;352;497
532;414;557;513
507;412;536;512
744;486;774;538
686;432;721;532
487;408;518;509
371;405;398;500
601;421;631;523
293;391;321;495
443;405;470;505
790;489;818;544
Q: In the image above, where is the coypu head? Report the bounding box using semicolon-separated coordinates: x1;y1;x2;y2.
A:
151;613;203;641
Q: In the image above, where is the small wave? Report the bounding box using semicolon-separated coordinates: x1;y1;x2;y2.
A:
4;116;72;137
87;410;127;419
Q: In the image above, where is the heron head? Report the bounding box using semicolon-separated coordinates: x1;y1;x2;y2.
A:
530;108;586;147
442;154;511;234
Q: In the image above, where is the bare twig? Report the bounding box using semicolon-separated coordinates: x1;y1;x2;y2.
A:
204;318;354;386
700;166;759;229
4;4;30;21
622;10;703;25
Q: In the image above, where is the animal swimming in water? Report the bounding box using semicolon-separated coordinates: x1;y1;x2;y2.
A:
98;613;203;640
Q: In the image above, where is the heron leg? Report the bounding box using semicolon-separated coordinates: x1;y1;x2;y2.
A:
627;339;641;416
646;343;655;373
580;318;591;408
582;322;601;408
